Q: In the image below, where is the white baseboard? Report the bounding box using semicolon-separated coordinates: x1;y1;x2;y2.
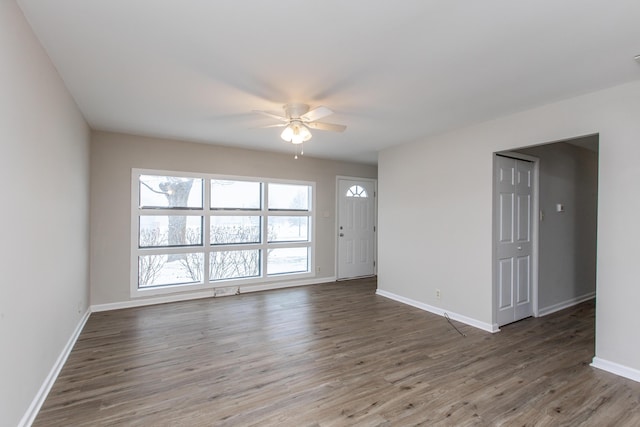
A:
239;276;336;294
537;292;595;317
376;289;499;333
18;308;91;427
92;289;217;312
92;276;337;312
591;357;640;383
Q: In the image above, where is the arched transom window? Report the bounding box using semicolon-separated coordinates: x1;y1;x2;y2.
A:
346;185;368;198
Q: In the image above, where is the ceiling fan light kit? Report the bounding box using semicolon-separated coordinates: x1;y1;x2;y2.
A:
280;120;312;145
254;103;346;158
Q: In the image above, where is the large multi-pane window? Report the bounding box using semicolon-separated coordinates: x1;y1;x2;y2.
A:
132;170;314;294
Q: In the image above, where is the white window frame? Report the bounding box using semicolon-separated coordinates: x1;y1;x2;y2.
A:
131;168;315;297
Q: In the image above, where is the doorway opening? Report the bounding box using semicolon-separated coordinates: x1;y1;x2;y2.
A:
494;134;599;328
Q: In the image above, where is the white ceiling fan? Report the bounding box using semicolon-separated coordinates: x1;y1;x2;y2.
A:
254;103;346;156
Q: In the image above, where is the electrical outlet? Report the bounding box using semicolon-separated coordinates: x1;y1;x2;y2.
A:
436;289;441;299
316;266;321;273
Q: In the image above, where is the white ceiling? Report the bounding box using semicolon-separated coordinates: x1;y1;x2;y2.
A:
16;0;640;164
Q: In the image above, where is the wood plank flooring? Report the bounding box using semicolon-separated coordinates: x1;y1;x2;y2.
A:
34;278;640;426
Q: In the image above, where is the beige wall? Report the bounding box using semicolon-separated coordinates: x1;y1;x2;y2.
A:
0;2;90;426
90;131;377;305
379;80;640;376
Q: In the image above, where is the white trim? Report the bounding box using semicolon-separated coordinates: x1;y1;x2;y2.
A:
537;292;595;317
591;357;640;383
93;289;217;312
376;289;499;333
92;276;337;312
239;275;335;294
18;309;91;427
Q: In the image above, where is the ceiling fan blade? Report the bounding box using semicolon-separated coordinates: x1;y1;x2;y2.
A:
301;106;333;122
256;123;287;129
307;122;347;132
253;110;288;122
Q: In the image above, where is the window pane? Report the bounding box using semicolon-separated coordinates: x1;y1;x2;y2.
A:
268;183;310;210
346;185;368;198
138;253;204;287
210;216;261;245
210;250;260;281
139;175;203;209
267;247;309;275
211;180;261;209
269;216;309;242
139;216;202;248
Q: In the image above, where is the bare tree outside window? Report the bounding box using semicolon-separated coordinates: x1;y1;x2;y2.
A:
159;178;194;248
140;177;197;260
138;228;167;286
179;228;204;281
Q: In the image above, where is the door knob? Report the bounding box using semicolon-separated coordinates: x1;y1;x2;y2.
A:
339;233;344;237
517;246;522;250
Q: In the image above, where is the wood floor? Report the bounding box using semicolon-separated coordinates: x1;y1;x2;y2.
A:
34;278;640;426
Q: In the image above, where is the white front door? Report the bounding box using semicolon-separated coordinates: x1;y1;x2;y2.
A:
337;179;376;279
495;155;534;326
